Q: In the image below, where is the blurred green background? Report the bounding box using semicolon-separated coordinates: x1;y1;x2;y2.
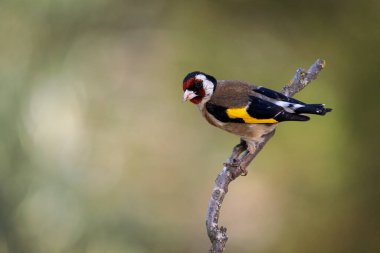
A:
1;0;379;252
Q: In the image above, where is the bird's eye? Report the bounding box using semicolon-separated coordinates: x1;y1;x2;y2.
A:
194;82;202;90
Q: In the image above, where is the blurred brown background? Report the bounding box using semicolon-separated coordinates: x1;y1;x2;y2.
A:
1;0;379;252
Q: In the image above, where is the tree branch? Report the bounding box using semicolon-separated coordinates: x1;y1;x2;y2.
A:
206;59;326;253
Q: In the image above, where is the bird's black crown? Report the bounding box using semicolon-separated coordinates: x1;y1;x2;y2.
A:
183;71;217;85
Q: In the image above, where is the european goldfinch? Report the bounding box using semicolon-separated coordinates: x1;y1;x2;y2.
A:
182;71;332;156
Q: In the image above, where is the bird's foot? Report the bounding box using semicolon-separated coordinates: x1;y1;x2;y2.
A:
224;158;240;168
230;140;247;160
224;159;248;177
239;166;248;176
246;143;256;154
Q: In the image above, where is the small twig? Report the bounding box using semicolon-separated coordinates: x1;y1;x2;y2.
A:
281;59;326;97
206;59;326;253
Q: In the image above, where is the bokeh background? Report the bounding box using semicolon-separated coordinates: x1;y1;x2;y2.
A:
1;0;379;252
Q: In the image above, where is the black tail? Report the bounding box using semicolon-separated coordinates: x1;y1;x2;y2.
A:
274;111;310;122
295;104;332;115
273;104;332;122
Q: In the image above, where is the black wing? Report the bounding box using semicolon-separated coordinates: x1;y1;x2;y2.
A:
254;87;306;105
247;96;310;122
205;96;309;124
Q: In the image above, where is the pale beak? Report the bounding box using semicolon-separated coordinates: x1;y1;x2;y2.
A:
183;90;197;102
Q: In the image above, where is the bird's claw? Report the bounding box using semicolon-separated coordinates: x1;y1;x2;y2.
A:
239;166;248;176
224;158;240;168
224;159;248;177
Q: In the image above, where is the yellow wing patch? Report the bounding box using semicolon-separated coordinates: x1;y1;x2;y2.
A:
226;107;278;124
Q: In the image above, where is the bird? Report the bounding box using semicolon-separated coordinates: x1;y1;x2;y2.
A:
182;71;332;173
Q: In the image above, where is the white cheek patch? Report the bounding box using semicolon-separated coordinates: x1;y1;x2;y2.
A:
195;74;214;101
195;74;207;81
202;79;214;97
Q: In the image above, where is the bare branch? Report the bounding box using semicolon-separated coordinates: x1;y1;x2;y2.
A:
206;59;326;253
281;59;326;97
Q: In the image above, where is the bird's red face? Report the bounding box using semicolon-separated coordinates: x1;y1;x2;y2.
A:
182;77;206;104
182;71;217;105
